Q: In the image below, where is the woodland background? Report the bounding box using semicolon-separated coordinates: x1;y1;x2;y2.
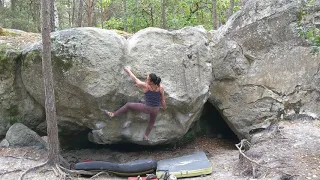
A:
0;0;244;33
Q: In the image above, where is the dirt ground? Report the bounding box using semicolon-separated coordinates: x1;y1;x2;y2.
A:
62;136;243;180
0;136;246;180
1;121;319;180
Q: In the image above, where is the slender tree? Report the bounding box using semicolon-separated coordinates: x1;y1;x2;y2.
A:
212;0;217;29
11;0;16;12
132;0;138;32
68;0;72;27
77;0;83;27
227;0;234;19
71;0;76;26
0;0;4;7
10;0;18;28
240;0;247;7
161;0;166;29
100;0;104;28
87;0;95;26
54;1;59;30
50;0;55;31
123;0;127;32
41;0;60;166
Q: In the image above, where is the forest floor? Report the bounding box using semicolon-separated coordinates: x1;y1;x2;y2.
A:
0;136;247;180
1;121;320;180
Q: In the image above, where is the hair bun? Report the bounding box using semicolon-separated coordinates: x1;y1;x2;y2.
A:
156;77;161;86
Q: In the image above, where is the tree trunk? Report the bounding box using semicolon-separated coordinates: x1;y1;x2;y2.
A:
100;0;103;28
150;5;154;27
0;0;4;7
132;0;138;32
71;0;76;26
77;0;83;27
68;0;71;27
103;7;107;20
41;0;60;166
123;0;127;32
10;0;17;28
30;0;41;32
54;1;59;30
212;0;217;29
227;0;235;19
11;0;17;12
49;0;55;31
87;0;94;26
161;0;166;29
240;0;247;7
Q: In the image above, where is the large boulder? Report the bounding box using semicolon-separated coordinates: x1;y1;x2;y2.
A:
119;27;212;144
209;0;320;139
21;27;212;145
22;27;127;140
237;120;320;179
4;123;47;148
0;29;43;137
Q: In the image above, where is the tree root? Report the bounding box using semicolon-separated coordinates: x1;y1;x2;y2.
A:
10;153;110;180
235;139;299;178
3;155;41;161
90;171;110;179
19;160;49;180
0;169;23;179
58;164;111;178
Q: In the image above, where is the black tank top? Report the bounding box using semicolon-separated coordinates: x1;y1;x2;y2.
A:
145;89;161;107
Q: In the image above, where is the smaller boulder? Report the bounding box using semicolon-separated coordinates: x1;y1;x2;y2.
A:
5;123;47;149
0;139;9;147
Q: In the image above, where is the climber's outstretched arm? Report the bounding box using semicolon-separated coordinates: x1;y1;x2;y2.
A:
160;86;167;109
124;67;147;89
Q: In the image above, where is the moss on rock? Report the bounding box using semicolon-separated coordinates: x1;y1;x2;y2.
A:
23;50;41;68
0;44;13;74
0;28;19;36
52;55;73;72
7;105;21;125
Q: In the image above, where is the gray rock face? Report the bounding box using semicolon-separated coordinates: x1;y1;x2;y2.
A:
0;139;9;147
118;27;212;144
22;27;127;138
238;120;320;179
0;52;16;137
5;123;47;148
0;31;43;137
209;0;320;139
21;27;212;144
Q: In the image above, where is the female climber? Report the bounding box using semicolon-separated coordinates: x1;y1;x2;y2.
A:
104;67;167;141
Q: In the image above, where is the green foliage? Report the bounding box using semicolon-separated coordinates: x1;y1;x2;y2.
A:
7;105;21;125
297;9;307;26
0;0;241;33
297;1;320;54
0;44;9;62
298;27;320;53
7;105;19;117
104;17;124;30
0;2;40;32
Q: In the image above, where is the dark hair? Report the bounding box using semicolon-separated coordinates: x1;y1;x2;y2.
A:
149;73;161;86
